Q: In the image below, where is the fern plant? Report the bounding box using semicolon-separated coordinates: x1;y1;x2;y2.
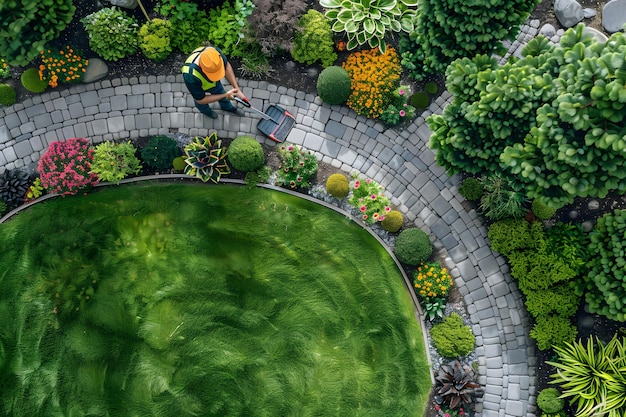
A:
183;133;230;183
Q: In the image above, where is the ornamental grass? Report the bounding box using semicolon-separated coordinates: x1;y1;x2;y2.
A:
342;47;401;119
39;46;88;88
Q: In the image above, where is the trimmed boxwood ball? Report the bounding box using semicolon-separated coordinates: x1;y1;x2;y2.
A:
228;136;265;172
140;135;181;170
317;66;351;105
172;156;186;172
429;313;475;358
21;68;48;93
411;91;429;109
531;198;557;220
381;210;403;233
458;177;483;202
537;388;564;414
325;173;349;198
425;81;438;94
393;228;432;265
0;84;16;106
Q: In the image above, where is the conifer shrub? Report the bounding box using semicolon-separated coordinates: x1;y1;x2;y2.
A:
20;68;48;93
530;315;578;351
227;136;265;172
317;66;351;105
0;84;16;106
458;177;483;201
537;388;564;414
138;18;173;62
524;286;580;318
430;313;475;358
381;210;403;233
487;218;542;256
292;9;337;68
140;136;182;171
393;228;432;265
531;198;557;220
325;173;349;198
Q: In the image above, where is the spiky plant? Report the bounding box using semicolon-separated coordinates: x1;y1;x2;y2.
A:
183;132;230;183
0;169;30;209
435;359;480;409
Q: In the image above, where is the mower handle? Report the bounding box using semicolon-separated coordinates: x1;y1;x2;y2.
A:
233;96;251;107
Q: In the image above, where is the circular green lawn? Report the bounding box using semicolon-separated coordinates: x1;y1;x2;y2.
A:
0;183;431;416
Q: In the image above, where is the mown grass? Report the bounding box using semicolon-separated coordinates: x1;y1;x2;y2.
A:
0;183;430;416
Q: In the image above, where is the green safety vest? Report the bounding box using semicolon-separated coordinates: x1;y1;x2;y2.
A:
181;47;217;90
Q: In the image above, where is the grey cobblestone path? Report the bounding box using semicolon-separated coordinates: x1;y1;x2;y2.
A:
0;21;546;416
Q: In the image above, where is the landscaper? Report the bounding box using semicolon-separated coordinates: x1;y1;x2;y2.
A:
182;46;246;119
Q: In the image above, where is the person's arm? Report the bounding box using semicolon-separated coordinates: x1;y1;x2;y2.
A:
224;62;245;100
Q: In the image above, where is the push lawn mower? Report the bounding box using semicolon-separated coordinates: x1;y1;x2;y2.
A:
234;96;296;143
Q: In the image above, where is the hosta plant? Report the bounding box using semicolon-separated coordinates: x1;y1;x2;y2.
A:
0;169;30;210
320;0;418;53
91;141;142;183
38;138;99;196
183;133;230;183
275;143;318;189
435;359;480;410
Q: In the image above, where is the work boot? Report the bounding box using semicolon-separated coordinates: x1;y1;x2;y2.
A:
204;111;218;119
225;108;244;117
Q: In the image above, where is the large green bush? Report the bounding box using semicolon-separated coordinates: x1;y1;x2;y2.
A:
91;141;142;183
170;12;211;55
291;9;337;68
81;7;139;61
206;0;255;58
393;228;432;265
430;313;475;358
227;136;265;172
317;66;351;105
0;0;75;66
583;209;626;321
138;18;173;62
140;136;182;171
0;84;16;106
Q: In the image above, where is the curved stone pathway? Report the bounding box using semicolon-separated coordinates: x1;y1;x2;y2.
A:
0;22;545;417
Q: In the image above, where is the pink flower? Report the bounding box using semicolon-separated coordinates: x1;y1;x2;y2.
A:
288;145;294;151
399;110;406;117
373;213;380;220
366;178;371;184
359;205;367;212
354;180;360;189
371;194;377;200
379;215;385;221
384;206;391;213
398;89;404;95
362;214;368;220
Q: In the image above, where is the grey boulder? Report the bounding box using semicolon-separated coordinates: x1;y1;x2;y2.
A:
554;0;584;28
603;0;626;33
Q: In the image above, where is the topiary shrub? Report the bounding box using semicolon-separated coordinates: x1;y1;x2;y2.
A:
140;135;182;171
317;66;351;105
172;156;186;172
537;388;564;414
531;198;557;220
425;81;438;94
325;173;349;198
381;210;403;233
292;9;337;68
430;313;475;358
21;68;48;93
411;91;429;109
227;136;265;172
393;228;432;265
81;7;139;61
0;84;16;106
138;18;172;62
458;177;483;201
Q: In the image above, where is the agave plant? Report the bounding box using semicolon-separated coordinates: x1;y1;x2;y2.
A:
0;168;30;209
435;359;480;409
319;0;417;53
183;133;230;183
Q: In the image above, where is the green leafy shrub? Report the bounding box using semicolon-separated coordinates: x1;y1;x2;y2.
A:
410;91;429;109
325;173;349;198
380;85;416;126
537;388;564;414
156;0;198;19
0;0;75;66
458;177;483;201
91;141;142;183
381;210;403;233
138;18;173;62
316;66;351;105
548;335;626;417
183;133;230;183
531;198;557;220
529;315;578;351
140;136;182;171
20;68;48;93
206;0;256;57
81;7;139;61
276;143;318;189
348;174;392;223
0;83;16;106
292;9;337;68
394;228;432;265
25;177;45;202
430;313;475;358
170;12;211;55
320;0;418;53
227;136;265;172
0;58;11;79
0;169;30;210
247;0;306;56
244;165;271;188
524;285;580;318
480;174;527;220
172;156;186;172
583;209;626;321
488;218;543;256
545;223;589;274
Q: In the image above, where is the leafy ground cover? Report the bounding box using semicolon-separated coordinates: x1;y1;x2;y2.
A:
0;183;432;416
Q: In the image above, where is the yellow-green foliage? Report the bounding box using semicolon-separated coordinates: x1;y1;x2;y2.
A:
325;173;349;198
138;18;172;62
531;198;557;220
21;68;48;93
172;156;186;172
430;313;475;358
0;83;16;106
292;9;337;68
381;210;403;232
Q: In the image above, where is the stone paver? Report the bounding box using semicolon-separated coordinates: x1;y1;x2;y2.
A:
0;21;546;417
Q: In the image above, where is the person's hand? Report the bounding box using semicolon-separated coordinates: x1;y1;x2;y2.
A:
225;88;239;100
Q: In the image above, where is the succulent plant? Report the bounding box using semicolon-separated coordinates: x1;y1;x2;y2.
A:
0;169;30;209
435;359;480;409
183;132;230;183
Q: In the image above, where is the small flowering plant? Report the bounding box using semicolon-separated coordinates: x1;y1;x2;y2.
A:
380;85;416;126
276;143;318;189
0;58;10;79
413;261;453;302
39;46;88;88
25;177;45;203
38;138;99;195
348;173;391;224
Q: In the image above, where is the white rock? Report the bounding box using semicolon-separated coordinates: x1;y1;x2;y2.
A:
583;8;597;18
583;26;609;43
540;24;556;38
603;0;626;33
82;58;109;83
554;0;584;28
108;0;138;9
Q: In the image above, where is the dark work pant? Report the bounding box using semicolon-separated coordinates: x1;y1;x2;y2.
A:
194;81;236;115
